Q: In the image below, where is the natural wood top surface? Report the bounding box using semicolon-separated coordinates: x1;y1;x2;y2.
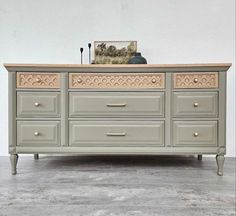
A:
4;63;232;69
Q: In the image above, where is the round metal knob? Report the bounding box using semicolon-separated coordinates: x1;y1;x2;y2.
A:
34;102;40;107
77;79;82;83
152;79;156;83
193;78;198;83
193;102;199;107
34;132;40;136
36;78;41;83
193;132;199;137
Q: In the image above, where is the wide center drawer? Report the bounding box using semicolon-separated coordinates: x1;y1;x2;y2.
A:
69;121;164;146
17;121;60;146
69;92;164;117
173;92;218;117
17;92;60;117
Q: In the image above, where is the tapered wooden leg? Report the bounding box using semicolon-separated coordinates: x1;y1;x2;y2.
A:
34;154;39;160
216;155;225;176
10;154;18;175
197;155;202;161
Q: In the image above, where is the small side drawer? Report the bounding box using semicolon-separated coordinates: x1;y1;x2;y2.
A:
69;73;165;89
173;92;218;117
173;72;218;88
69;121;164;146
17;121;60;146
173;121;217;147
17;92;60;118
17;72;60;88
69;92;164;117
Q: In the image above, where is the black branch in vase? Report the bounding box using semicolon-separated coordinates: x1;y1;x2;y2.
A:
80;47;84;64
88;43;92;64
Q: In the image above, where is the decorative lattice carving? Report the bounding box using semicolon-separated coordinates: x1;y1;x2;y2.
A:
69;73;165;88
17;73;60;88
174;72;218;88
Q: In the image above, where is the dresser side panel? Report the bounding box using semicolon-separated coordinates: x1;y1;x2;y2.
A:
8;72;17;154
218;72;227;155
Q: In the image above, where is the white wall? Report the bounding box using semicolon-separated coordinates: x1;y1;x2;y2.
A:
0;0;235;156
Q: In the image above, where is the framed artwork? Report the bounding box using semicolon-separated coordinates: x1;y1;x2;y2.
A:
94;41;137;64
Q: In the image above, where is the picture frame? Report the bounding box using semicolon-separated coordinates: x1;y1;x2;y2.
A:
94;41;137;64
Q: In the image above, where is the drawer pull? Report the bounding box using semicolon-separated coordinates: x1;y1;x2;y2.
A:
77;79;82;83
34;132;40;136
36;78;42;83
34;102;40;107
152;79;157;83
106;132;126;136
193;78;198;83
193;102;199;107
106;103;126;107
193;132;199;137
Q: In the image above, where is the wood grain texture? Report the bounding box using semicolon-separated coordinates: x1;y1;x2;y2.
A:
4;63;232;68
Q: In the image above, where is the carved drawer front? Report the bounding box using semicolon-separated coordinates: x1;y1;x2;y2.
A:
17;92;60;118
173;92;218;117
69;73;165;88
17;72;60;88
173;72;218;88
17;121;60;146
69;121;164;147
69;92;164;117
173;121;217;147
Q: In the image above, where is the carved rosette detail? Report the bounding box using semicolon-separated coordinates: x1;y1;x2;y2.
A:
217;147;226;155
174;72;218;88
17;73;60;88
69;73;165;89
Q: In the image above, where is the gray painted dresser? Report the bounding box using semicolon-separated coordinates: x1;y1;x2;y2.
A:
5;63;231;175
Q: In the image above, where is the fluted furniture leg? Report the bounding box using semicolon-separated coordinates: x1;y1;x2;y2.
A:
216;155;225;176
10;154;18;175
197;155;202;161
34;154;39;160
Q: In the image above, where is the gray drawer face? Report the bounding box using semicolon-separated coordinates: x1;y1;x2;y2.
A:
70;121;164;146
173;121;217;147
17;121;60;146
173;92;218;117
69;92;164;117
17;92;60;117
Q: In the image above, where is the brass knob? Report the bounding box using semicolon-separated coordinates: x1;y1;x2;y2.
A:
193;78;198;83
193;102;199;107
152;79;156;83
34;102;40;107
36;78;41;83
77;79;82;83
193;132;199;137
34;132;40;136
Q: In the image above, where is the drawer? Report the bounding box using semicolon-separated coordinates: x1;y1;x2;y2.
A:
69;121;164;146
17;121;60;146
17;92;60;117
17;72;60;88
173;92;218;117
69;73;165;89
173;72;218;88
69;92;164;117
173;121;217;147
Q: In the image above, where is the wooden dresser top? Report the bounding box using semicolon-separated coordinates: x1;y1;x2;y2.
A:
4;63;231;72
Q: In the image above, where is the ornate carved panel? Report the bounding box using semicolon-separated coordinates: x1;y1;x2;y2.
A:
69;73;165;89
173;72;218;88
17;72;60;88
